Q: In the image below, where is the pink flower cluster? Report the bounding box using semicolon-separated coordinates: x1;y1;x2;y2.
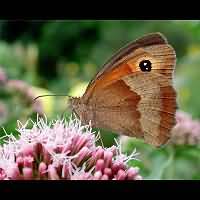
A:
0;66;44;116
6;79;44;115
0;116;142;180
170;111;200;145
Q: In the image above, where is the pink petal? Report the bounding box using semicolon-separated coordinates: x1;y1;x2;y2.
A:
7;165;20;180
23;156;34;168
116;169;126;180
74;135;87;153
111;163;120;174
22;167;33;180
104;151;113;168
95;159;105;172
39;162;47;177
101;174;109;180
87;147;104;169
95;147;104;160
48;165;59;180
93;171;102;180
103;168;112;177
73;146;91;166
126;167;139;180
21;144;34;157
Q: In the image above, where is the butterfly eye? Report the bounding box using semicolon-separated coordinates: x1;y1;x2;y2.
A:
139;60;152;72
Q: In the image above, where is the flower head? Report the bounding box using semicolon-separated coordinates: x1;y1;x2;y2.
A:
0;115;142;180
6;80;44;115
170;111;200;145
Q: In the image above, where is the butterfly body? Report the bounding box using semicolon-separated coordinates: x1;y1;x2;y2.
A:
69;32;177;147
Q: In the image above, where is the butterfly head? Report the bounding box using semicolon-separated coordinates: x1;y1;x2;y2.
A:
69;97;93;125
69;97;81;116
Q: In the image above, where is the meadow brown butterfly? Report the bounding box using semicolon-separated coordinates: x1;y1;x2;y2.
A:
69;32;177;147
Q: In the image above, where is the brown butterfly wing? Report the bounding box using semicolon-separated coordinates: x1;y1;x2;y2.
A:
83;33;175;100
81;72;176;147
121;72;177;146
85;32;169;88
85;78;143;139
76;33;176;147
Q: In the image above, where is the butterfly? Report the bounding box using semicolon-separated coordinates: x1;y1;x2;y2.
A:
69;32;177;147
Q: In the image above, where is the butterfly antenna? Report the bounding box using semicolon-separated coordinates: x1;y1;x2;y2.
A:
33;94;72;102
33;94;74;116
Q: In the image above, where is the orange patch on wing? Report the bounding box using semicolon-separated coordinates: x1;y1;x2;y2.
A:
98;63;135;87
84;63;135;100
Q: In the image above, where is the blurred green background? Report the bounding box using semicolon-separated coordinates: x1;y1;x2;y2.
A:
0;20;199;179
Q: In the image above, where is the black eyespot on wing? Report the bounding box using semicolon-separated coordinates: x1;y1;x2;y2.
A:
139;60;152;72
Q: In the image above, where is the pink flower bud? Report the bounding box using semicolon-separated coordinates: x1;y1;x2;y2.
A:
73;146;91;166
95;159;105;172
23;156;34;168
39;162;47;177
126;167;139;180
112;162;126;174
76;136;87;152
104;151;113;168
116;169;126;180
7;165;20;180
104;168;112;177
95;147;104;160
111;162;120;174
87;147;104;169
22;167;33;180
21;144;34;157
93;171;102;180
101;174;109;180
48;165;59;180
